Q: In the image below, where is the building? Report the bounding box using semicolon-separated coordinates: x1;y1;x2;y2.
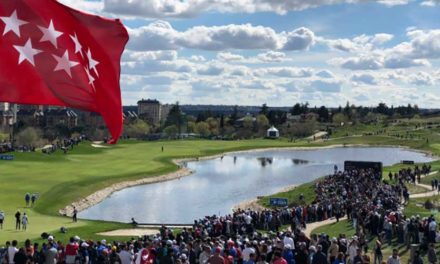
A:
44;109;78;128
267;126;280;138
137;99;171;125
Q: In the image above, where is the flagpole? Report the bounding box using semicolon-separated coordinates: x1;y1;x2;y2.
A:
11;104;17;149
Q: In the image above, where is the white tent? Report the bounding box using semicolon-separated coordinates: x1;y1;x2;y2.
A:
267;126;279;138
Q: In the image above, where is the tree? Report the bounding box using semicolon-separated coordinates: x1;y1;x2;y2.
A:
164;102;184;135
332;113;348;125
228;105;239;126
291;103;302;115
16;127;45;147
195;122;210;137
256;114;269;133
206;117;219;135
124;120;150;138
243;116;254;129
317;106;329;122
260;103;269;116
186;121;196;133
287;120;316;140
163;125;178;138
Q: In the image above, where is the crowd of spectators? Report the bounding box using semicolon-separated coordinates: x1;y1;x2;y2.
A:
0;164;438;264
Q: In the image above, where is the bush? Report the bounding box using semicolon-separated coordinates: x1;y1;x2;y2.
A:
425;199;434;210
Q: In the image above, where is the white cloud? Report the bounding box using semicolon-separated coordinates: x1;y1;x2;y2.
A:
127;21;179;51
383;57;430;68
257;51;288;62
59;0;103;13
386;29;440;59
330;56;383;70
306;80;342;93
123;50;177;61
101;0;411;18
217;52;245;62
409;71;436;86
316;70;335;78
421;0;440;6
330;54;430;70
282;27;316;51
324;33;394;52
127;22;316;51
351;73;379;85
262;67;314;78
197;64;225;75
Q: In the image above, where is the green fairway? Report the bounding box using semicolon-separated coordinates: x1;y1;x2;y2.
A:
1;118;440;243
0;138;304;241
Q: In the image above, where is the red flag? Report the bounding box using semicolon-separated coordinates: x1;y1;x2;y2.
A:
0;0;129;143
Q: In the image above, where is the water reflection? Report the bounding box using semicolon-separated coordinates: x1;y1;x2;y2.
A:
79;147;435;223
292;159;309;165
257;157;273;167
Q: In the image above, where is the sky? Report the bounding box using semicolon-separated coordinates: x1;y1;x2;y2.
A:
60;0;440;107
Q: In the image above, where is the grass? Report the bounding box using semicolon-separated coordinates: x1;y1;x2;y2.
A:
0;138;304;242
2;117;440;247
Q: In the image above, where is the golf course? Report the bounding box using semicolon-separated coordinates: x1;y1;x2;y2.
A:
2;115;440;256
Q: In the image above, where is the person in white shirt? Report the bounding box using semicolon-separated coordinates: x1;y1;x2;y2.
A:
118;245;133;264
198;245;211;264
346;237;358;264
429;219;437;243
242;243;255;261
283;233;295;250
8;240;18;264
387;249;401;264
0;211;4;229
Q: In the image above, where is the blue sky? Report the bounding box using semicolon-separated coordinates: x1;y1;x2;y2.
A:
62;0;440;107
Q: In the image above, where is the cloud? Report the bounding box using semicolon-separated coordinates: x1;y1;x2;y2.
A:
331;56;383;70
316;70;335;78
197;64;225;75
330;54;430;70
127;22;316;51
122;60;193;74
324;33;394;52
409;71;436;86
307;80;342;93
127;21;179;51
123;50;177;61
59;0;103;13
263;67;314;78
383;57;430;68
420;0;440;6
282;27;315;51
217;52;245;62
257;51;288;62
101;0;411;18
179;24;282;50
386;29;440;60
351;73;379;85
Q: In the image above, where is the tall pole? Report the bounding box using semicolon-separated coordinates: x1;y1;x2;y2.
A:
11;104;17;148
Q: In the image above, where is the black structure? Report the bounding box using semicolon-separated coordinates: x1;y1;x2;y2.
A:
344;161;382;174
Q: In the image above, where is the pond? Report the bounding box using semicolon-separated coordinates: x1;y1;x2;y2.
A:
78;147;435;223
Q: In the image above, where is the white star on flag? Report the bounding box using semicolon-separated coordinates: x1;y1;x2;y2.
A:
0;10;27;37
13;39;41;66
70;33;82;55
84;67;95;88
52;50;79;77
86;48;99;76
38;20;63;48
